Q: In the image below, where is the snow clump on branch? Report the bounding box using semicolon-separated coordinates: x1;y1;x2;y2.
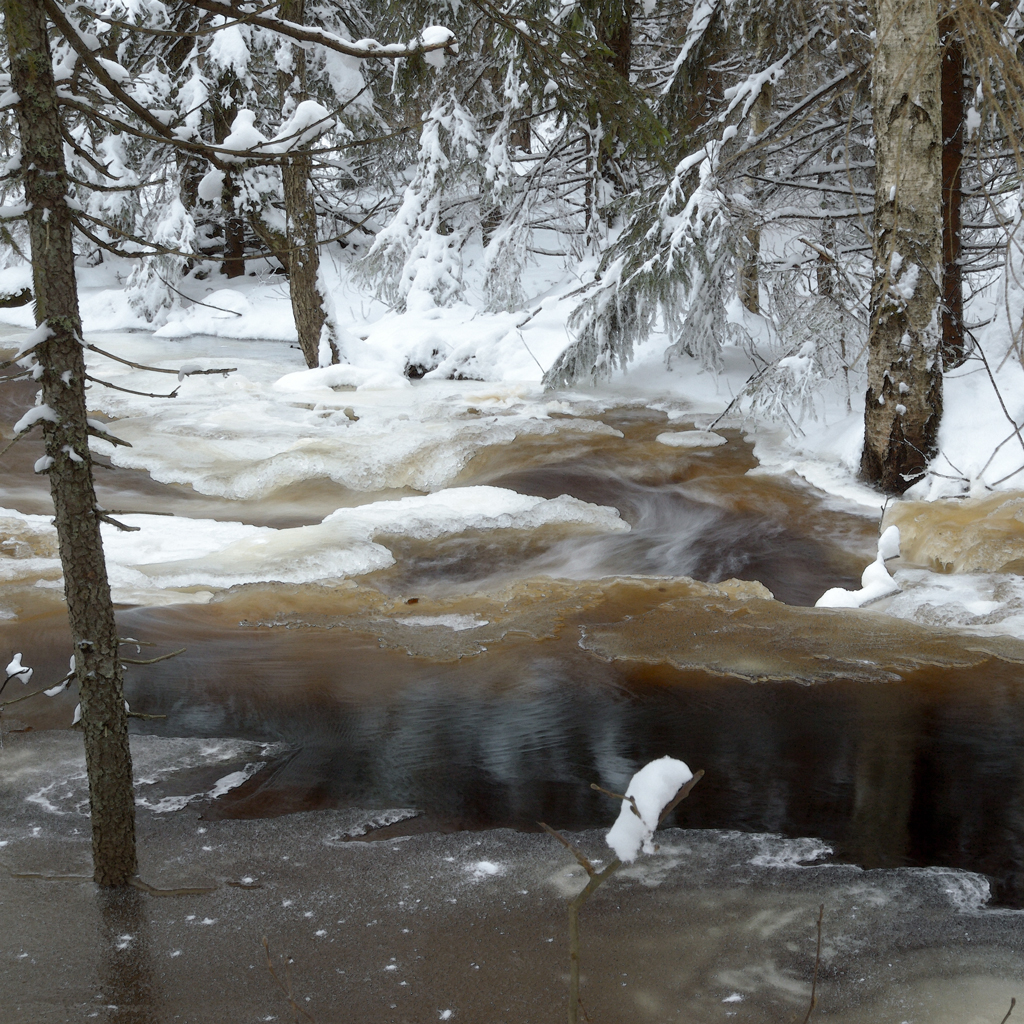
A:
605;756;693;863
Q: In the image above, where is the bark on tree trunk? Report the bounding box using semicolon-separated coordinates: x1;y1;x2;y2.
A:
210;71;246;279
940;21;965;368
861;0;943;493
4;0;138;885
740;23;772;315
279;0;338;369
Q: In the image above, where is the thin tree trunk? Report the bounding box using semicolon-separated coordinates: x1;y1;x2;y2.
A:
940;21;965;368
4;0;137;885
740;23;772;315
279;0;338;369
861;0;943;493
210;71;246;279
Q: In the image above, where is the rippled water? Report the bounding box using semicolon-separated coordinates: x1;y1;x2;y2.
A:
7;354;1024;909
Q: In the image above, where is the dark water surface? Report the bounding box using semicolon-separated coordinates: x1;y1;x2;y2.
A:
5;401;1024;907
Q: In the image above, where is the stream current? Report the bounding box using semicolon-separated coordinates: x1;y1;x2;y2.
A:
5;331;1024;911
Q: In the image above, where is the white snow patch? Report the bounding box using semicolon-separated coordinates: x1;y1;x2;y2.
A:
395;615;488;631
606;757;693;864
816;526;901;608
466;860;504;879
655;430;728;448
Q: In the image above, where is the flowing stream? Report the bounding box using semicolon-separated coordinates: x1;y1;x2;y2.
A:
7;332;1024;912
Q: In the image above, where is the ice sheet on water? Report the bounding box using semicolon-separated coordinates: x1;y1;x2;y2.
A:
655;429;728;448
79;334;623;499
0;487;627;610
1;729;1017;1024
1;735;286;820
884;569;1024;638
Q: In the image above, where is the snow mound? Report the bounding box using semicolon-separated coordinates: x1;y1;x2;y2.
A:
816;525;900;608
655;430;727;448
0;488;628;601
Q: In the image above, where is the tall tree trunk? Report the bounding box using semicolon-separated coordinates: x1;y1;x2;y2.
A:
279;0;338;369
210;70;246;279
861;0;943;493
740;25;772;315
4;0;137;884
940;22;965;368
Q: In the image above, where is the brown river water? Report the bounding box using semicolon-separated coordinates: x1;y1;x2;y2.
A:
6;369;1024;910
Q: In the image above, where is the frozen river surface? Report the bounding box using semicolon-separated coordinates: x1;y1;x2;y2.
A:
3;328;1024;1020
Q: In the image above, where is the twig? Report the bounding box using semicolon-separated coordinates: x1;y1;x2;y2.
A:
0;430;26;460
153;272;243;317
85;374;180;399
0;341;41;370
547;770;704;1024
85;342;236;375
801;903;824;1024
1000;998;1017;1024
95;512;141;533
102;509;173;517
263;936;315;1023
0;676;72;708
971;335;1024;487
87;423;132;448
590;782;642;819
539;821;596;874
658;769;706;823
121;648;186;666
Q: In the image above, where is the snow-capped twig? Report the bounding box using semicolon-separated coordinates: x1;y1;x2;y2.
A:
542;763;703;1024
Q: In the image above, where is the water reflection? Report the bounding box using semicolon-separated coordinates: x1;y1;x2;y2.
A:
97;887;158;1024
107;613;1024;907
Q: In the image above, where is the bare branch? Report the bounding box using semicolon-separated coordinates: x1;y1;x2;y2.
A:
121;648;186;666
801;904;824;1024
87;423;132;447
84;374;179;399
658;768;705;824
95;511;141;532
85;342;236;376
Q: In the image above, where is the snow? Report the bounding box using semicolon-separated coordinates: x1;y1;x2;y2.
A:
13;404;57;434
2;224;1024;643
816;526;900;608
606;756;693;864
398;615;488;631
5;653;31;684
655;429;727;448
0;486;626;600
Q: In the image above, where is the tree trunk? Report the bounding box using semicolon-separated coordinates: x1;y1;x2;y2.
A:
861;0;943;493
940;21;965;368
4;0;137;885
279;0;338;369
740;24;772;316
210;70;246;279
